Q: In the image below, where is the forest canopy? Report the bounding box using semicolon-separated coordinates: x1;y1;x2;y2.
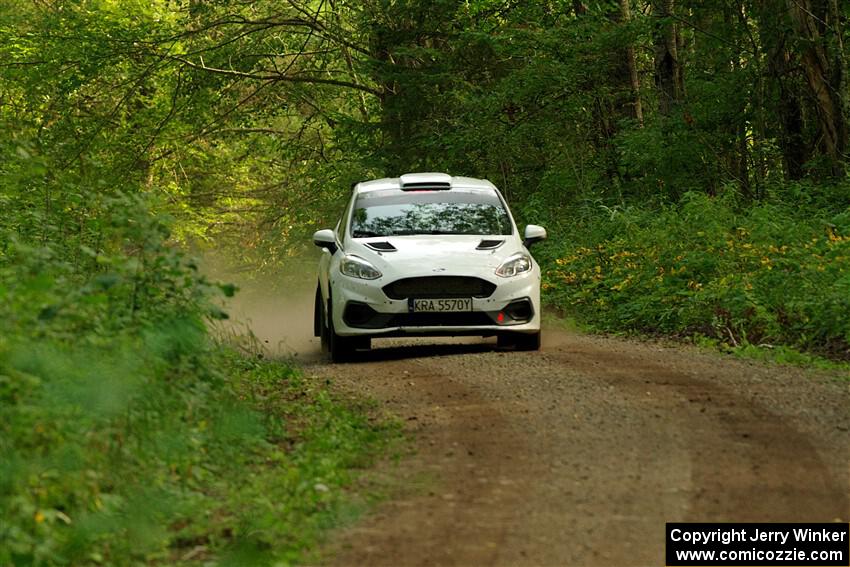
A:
3;0;847;262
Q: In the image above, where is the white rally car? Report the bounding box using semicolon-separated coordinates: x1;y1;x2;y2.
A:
313;172;547;361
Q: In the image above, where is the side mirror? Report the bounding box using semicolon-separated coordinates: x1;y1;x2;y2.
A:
523;224;547;248
313;229;338;254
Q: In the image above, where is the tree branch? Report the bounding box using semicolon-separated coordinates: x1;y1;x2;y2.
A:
169;55;383;96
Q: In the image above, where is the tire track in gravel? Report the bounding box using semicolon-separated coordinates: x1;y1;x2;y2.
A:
547;345;848;521
308;330;850;567
313;348;538;566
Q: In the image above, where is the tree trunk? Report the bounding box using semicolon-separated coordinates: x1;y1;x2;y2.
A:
757;0;808;179
652;0;681;115
776;63;808;180
787;0;847;176
620;0;643;125
572;1;587;16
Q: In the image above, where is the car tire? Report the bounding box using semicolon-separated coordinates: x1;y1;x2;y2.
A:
515;331;541;351
498;331;541;351
327;297;364;362
318;289;331;351
496;333;513;349
314;284;324;339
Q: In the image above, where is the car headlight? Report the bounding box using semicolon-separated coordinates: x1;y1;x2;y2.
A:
340;255;382;280
495;253;532;278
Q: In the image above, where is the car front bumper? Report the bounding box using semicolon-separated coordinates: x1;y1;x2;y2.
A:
330;271;541;337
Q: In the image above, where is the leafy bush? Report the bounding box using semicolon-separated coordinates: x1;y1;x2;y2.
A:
540;190;850;358
0;190;396;565
0;333;395;565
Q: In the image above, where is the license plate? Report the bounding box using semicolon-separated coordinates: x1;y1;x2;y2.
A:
411;298;472;312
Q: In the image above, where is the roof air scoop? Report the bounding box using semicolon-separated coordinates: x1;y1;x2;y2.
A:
476;239;505;250
400;172;452;191
365;241;397;252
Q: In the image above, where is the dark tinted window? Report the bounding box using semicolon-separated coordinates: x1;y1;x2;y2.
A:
350;190;512;237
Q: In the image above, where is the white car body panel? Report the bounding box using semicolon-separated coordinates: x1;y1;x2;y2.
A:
314;173;544;342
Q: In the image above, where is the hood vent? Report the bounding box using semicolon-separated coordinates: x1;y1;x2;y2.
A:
400;172;452;191
365;241;397;252
476;239;504;250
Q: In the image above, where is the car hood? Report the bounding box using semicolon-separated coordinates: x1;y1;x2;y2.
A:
346;235;523;276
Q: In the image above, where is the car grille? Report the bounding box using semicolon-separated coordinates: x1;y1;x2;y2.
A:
382;276;496;300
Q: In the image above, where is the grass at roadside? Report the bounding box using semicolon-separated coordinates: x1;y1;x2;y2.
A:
691;336;850;376
205;352;402;566
1;332;401;566
543;307;850;378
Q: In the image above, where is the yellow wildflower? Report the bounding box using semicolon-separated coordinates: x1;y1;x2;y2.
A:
612;275;633;291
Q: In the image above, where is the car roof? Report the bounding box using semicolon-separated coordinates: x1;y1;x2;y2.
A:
354;172;498;194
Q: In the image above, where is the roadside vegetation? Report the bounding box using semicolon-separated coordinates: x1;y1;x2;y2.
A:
0;203;396;565
1;0;848;563
537;188;850;362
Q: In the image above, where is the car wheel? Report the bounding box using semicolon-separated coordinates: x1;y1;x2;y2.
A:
497;331;541;351
515;331;541;351
319;295;331;351
314;284;324;338
327;298;360;362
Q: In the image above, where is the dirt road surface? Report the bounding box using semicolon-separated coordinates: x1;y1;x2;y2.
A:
215;276;849;566
301;328;849;567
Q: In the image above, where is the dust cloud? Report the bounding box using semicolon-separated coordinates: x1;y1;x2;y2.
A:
200;251;323;361
198;250;502;362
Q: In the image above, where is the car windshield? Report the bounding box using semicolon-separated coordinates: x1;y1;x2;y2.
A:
350;189;512;237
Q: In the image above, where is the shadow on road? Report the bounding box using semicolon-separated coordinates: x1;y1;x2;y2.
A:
297;338;504;365
347;340;497;363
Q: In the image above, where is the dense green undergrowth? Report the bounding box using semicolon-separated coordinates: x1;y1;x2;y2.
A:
538;188;850;361
0;202;397;566
1;332;396;566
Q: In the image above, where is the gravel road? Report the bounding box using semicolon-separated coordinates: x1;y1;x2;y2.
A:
303;327;850;567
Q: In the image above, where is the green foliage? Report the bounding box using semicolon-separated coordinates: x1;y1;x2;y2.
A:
539;189;850;358
0;324;396;565
3;0;847;265
0;195;214;341
693;336;850;375
207;355;400;566
1;0;848;560
0;81;395;564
